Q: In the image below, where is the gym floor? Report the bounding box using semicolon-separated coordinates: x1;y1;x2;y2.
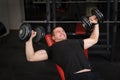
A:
0;30;120;80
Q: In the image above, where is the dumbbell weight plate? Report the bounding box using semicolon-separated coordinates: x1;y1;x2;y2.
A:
91;8;104;23
80;16;93;31
19;23;32;41
33;26;45;43
0;22;7;36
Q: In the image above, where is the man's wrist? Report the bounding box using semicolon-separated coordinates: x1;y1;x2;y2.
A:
94;23;99;27
26;39;32;44
94;23;99;25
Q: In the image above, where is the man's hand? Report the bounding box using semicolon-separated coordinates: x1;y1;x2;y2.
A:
89;15;98;24
28;30;37;41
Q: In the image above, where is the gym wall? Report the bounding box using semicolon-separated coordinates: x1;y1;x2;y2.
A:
0;0;24;30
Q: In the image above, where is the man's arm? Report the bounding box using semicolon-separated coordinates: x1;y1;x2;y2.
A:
25;31;48;62
83;24;99;50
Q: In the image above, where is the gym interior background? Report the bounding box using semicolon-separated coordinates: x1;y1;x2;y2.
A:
0;0;120;80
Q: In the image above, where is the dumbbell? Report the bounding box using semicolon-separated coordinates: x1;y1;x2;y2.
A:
18;23;45;42
80;8;104;31
0;22;7;37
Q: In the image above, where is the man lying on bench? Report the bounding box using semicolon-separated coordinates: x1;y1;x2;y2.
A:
25;16;102;80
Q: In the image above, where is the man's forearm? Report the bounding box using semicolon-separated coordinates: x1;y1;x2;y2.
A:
90;24;99;43
25;39;35;61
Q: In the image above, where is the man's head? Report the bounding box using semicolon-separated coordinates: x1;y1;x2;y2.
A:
51;26;67;42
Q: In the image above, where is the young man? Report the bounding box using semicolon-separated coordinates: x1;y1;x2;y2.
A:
25;16;101;80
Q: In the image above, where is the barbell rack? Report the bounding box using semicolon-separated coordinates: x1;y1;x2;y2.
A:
23;20;120;24
33;0;120;4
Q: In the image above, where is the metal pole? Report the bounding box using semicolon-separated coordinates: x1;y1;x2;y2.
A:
106;0;110;54
33;1;120;4
52;0;56;28
111;0;118;61
46;0;51;33
23;20;120;24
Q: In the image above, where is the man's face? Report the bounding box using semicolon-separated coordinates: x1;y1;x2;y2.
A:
52;27;67;42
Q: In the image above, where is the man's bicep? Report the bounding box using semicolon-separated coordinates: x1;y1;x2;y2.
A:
30;50;48;61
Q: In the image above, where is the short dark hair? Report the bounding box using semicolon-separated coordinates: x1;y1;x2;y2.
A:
51;26;62;36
